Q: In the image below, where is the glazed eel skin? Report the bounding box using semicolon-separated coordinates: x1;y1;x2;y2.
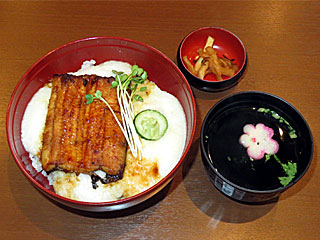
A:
41;74;127;179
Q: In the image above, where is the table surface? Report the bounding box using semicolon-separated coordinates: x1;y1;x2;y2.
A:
1;1;319;240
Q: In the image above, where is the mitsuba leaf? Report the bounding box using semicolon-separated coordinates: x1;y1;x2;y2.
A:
279;175;295;186
279;162;297;186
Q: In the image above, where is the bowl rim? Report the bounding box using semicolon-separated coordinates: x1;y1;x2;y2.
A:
6;36;197;208
179;26;247;84
200;90;314;194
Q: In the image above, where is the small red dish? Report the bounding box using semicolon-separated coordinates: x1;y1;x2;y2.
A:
177;27;247;92
6;37;196;212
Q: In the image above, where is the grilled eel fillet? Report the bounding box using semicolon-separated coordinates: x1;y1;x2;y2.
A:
41;74;127;178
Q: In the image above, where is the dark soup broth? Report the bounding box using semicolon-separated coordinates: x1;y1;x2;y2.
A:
204;105;302;191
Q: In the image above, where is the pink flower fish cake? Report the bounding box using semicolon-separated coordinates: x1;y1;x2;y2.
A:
239;123;279;160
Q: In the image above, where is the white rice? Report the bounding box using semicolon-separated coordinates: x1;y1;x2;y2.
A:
21;85;52;157
70;59;132;78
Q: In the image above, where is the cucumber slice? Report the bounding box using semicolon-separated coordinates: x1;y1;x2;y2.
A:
134;109;168;140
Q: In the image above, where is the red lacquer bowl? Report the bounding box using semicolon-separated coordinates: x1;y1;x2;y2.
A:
6;37;196;212
177;27;247;92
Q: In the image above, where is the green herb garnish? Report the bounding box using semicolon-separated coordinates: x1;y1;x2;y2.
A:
257;108;297;139
274;154;297;186
85;90;102;104
256;152;297;186
133;94;144;102
265;153;272;162
85;64;148;159
139;86;147;92
111;64;148;102
289;130;297;139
